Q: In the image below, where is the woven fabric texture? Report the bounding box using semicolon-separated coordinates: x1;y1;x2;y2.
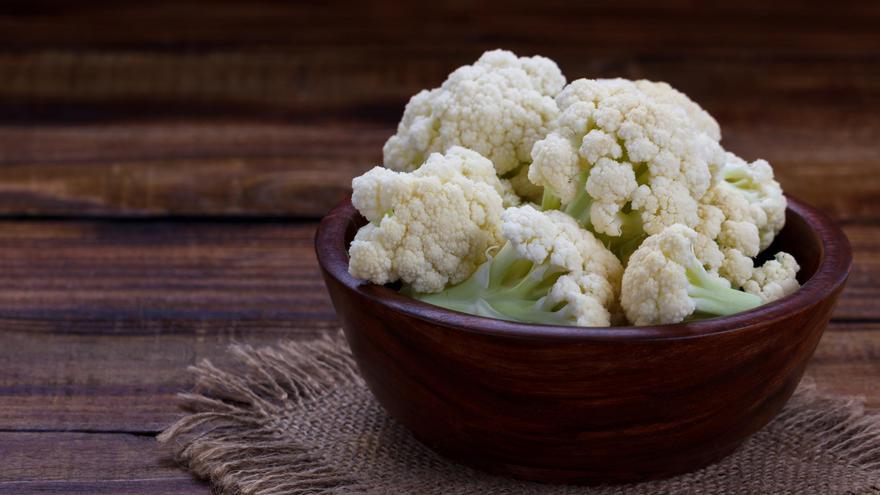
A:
159;333;880;494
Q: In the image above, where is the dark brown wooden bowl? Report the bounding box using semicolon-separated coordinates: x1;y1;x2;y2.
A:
315;196;851;485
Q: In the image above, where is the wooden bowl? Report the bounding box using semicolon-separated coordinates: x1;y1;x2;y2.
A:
315;196;851;484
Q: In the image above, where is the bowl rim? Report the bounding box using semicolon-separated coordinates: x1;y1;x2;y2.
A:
316;195;852;342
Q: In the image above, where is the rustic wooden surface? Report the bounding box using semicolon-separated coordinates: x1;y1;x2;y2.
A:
0;1;877;493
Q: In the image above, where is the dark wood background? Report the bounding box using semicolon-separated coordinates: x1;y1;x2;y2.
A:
0;1;877;493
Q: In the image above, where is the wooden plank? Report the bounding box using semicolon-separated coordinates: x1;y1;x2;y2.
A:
0;50;876;121
0;321;876;433
0;1;876;55
810;322;880;405
0;220;875;434
0;2;875;218
0;432;209;494
837;224;880;320
0;221;870;318
0;324;875;491
0;117;876;219
0;221;334;316
0;479;208;495
0;321;336;432
0;5;874;218
0;123;384;218
0;1;875;121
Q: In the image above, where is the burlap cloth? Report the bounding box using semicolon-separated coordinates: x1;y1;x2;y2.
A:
159;332;880;494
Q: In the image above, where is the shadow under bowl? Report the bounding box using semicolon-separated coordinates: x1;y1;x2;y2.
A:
315;196;851;484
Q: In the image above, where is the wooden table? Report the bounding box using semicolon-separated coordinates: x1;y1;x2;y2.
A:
1;2;878;493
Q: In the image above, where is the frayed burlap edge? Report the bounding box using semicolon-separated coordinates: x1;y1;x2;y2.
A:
159;331;880;494
158;333;368;495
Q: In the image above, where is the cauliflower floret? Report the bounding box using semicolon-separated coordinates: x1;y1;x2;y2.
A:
348;147;506;293
415;205;622;327
545;272;616;327
383;49;565;177
743;252;801;302
500;206;622;283
529;78;726;258
621;224;762;325
719;248;756;288
717;152;787;251
698;152;784;286
696;203;725;239
528;132;582;203
717;220;760;258
633;80;721;141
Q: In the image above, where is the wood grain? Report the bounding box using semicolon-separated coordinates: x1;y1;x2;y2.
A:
0;323;336;432
1;321;875;435
0;123;384;217
1;1;876;53
0;220;870;319
0;325;873;494
0;479;208;495
0;432;184;482
0;221;333;316
0;117;876;219
0;432;209;494
0;218;873;486
0;0;876;490
0;1;876;217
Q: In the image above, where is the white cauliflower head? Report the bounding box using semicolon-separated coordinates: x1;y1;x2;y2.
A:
382;49;565;178
717;152;787;251
501;205;622;283
500;205;623;326
743;252;801;302
414;204;622;327
621;224;761;325
697;152;787;285
348;147;506;293
633;80;721;141
528;78;726;257
545;272;617;327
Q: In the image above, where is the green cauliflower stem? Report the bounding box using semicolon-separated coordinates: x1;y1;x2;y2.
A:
541;170;647;261
685;252;764;317
621;224;762;325
413;241;574;325
411;205;623;327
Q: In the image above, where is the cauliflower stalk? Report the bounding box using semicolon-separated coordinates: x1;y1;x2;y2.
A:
348;147;510;293
529;78;725;259
621;225;763;325
383;49;565;200
414;205;622;327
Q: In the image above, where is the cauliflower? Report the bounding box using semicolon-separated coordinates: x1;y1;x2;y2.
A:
347;58;803;329
348;147;508;293
743;252;801;302
695;151;788;287
506;163;545;204
716;152;787;251
415;205;622;327
528;78;725;258
632;80;721;141
621;225;762;325
383;49;565;184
